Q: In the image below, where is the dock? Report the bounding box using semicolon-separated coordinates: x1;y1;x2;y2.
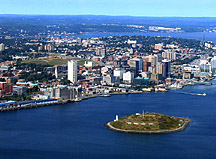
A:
0;99;69;112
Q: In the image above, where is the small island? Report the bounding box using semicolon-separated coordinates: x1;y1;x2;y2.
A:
105;112;192;134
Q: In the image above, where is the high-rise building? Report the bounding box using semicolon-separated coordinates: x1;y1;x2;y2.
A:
200;60;211;72
142;61;151;72
114;68;126;80
211;56;216;73
156;62;163;74
162;51;176;61
0;43;5;51
148;54;160;67
123;71;134;84
162;59;171;78
68;60;78;83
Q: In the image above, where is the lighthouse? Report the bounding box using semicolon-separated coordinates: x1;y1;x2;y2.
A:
114;115;119;121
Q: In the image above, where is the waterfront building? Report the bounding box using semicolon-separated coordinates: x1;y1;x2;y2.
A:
113;68;125;80
102;75;115;85
43;85;80;100
13;85;26;95
68;60;78;83
0;82;13;96
123;71;134;84
54;85;70;100
134;77;149;86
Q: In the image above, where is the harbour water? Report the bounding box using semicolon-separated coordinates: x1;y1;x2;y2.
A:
72;32;216;43
0;80;216;159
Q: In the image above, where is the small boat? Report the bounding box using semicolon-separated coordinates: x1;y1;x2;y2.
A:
197;93;207;96
155;88;168;92
142;88;152;92
100;94;111;97
74;98;81;102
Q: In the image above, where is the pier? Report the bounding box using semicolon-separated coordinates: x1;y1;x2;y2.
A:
0;99;68;112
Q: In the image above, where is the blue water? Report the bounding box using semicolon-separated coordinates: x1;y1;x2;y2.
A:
71;32;216;43
0;80;216;159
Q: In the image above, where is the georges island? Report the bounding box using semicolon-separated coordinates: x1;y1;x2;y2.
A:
106;112;192;134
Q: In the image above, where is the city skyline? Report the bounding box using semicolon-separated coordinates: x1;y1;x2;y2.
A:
0;0;216;17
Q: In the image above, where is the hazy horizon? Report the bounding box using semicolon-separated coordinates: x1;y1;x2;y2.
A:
0;14;216;18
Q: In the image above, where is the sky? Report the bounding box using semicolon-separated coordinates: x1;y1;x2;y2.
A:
0;0;216;17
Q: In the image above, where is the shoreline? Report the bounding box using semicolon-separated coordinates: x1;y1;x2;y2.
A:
105;118;192;134
0;79;212;112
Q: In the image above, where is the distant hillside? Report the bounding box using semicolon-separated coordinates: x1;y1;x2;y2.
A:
0;15;216;37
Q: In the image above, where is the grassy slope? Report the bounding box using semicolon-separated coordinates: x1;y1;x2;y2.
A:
110;113;186;131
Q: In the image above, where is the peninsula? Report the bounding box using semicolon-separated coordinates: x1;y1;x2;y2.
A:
106;112;192;134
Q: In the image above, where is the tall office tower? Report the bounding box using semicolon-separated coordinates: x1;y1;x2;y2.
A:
149;54;160;67
142;61;151;72
156;62;163;74
200;60;211;73
114;68;126;80
162;59;171;78
211;56;216;74
0;43;5;51
68;60;78;83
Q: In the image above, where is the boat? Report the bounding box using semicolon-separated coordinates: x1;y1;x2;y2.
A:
74;98;81;102
155;88;168;92
100;94;111;97
142;88;152;92
197;93;207;96
169;83;183;89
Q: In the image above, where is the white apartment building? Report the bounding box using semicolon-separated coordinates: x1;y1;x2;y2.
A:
68;60;78;83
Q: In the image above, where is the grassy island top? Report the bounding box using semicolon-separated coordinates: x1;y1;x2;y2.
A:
108;113;191;133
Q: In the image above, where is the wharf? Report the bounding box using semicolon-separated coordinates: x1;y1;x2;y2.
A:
0;99;68;112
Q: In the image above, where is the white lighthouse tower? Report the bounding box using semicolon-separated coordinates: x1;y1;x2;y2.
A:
114;115;119;121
